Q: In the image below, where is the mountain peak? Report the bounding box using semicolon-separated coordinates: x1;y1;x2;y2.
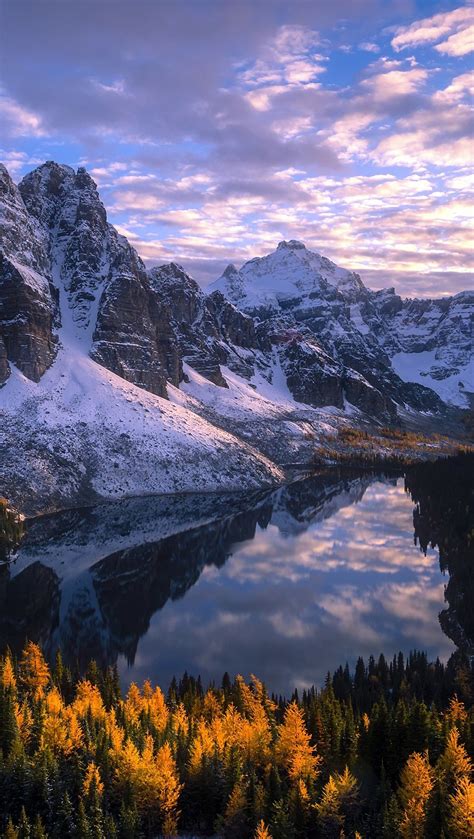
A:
277;239;306;251
222;263;239;277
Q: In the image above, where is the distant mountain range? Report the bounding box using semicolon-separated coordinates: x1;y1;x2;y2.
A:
0;161;472;513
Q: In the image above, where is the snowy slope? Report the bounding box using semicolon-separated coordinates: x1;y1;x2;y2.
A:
210;240;473;410
0;346;283;514
210;239;365;311
1;162;471;515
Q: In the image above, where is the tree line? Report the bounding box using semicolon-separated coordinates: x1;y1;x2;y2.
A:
0;643;472;838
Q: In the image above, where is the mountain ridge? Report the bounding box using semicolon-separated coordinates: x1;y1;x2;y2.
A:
0;161;472;513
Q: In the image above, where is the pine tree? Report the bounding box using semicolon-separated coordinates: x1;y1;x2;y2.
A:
31;817;47;839
269;800;295;839
118;803;140;839
76;801;91;839
4;818;19;839
316;766;359;838
56;792;76;838
17;807;31;839
220;778;248;839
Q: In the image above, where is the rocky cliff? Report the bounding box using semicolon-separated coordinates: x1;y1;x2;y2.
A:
0;161;471;513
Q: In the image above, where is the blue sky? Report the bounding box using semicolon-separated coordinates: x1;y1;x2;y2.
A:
1;0;473;295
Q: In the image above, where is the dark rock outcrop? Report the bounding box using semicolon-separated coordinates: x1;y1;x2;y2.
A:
0;164;57;382
92;271;181;396
148;262;262;386
17;161;182;395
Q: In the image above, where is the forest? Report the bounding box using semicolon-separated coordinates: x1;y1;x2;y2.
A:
0;643;473;838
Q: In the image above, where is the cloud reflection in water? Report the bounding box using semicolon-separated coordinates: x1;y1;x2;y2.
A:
123;480;453;694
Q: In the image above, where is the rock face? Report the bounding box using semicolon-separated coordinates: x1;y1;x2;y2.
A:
148;262;261;386
211;240;473;412
0;161;472;513
16;162;181;397
92;270;181;398
0;164;57;382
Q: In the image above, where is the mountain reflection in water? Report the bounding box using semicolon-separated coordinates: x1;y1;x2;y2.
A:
0;454;472;695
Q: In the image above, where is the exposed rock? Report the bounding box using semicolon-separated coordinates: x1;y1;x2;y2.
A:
18;161;182;394
92;271;181;397
211;239;471;413
0;253;58;381
0;164;57;381
148;262;262;386
0;335;9;384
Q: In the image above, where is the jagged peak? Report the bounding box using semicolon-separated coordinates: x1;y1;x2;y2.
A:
42;160;75;175
276;239;307;251
0;162;13;180
150;261;189;278
222;263;239;277
149;261;201;294
0;163;18;197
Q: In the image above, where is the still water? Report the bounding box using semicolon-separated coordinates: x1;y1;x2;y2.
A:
1;455;471;695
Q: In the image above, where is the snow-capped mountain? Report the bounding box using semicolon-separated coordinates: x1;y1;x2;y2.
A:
0;161;472;513
211;240;473;411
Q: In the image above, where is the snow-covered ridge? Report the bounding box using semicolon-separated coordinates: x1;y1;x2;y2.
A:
0;161;472;513
210;239;473;409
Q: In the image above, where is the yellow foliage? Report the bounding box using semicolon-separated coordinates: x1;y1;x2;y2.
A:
171;702;189;736
188;718;215;774
73;679;106;721
254;819;272;839
14;700;32;745
45;686;64;716
19;642;50;699
438;728;473;792
316;766;358;826
112;733;181;831
447;696;468;726
276;701;321;783
399;752;433;839
224;778;247;824
83;761;104;798
203;690;222;720
147;684;169;733
155;741;182;835
448;777;474;839
105;708;125;752
41;688;83;754
1;654;17;692
123;682;143;726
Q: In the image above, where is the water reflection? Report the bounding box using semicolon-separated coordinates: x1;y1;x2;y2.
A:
0;455;471;695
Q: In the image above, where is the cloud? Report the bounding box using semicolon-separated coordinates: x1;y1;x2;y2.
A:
119;478;454;694
434;23;474;55
1;0;472;296
391;4;474;53
359;41;381;53
361;67;428;100
0;92;46;137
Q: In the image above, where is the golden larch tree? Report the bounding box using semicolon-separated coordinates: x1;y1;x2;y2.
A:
254;819;272;839
448;777;474;839
276;701;321;784
19;642;50;699
398;752;433;839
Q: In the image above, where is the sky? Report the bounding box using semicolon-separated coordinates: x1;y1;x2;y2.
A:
0;0;473;297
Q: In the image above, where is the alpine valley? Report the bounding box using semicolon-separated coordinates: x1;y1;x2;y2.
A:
0;161;472;515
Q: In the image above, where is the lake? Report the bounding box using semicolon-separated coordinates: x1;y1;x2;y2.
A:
1;454;472;696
